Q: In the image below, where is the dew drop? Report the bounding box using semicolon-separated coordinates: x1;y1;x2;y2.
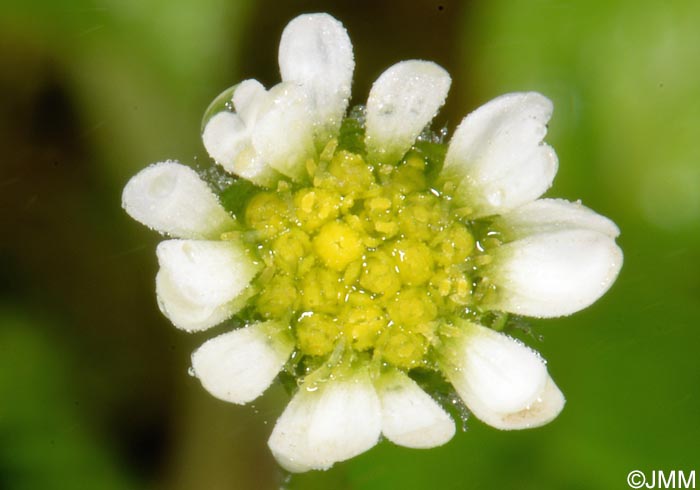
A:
201;84;238;132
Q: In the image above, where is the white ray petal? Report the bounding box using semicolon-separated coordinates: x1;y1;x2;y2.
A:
155;240;259;331
377;370;455;449
268;371;381;472
122;161;235;239
156;269;251;332
494;198;620;240
251;82;315;182
202;111;280;188
365;60;451;164
442;92;558;217
279;13;354;144
443;321;548;419
202;111;248;169
233;79;267;124
191;321;294;404
466;375;565;430
487;229;623;318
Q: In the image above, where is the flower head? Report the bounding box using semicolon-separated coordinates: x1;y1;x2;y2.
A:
122;13;622;472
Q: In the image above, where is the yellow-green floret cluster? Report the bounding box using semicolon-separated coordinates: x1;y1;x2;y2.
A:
238;137;496;371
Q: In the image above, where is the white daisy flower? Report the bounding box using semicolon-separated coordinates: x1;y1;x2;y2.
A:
122;13;622;473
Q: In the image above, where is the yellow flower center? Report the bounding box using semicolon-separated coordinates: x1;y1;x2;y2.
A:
242;140;487;370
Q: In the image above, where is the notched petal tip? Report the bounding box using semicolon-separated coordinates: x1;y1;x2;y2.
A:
191;321;294;404
122;161;235;239
366;60;451;164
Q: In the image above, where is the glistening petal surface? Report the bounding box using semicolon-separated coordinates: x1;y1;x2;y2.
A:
268;371;381;472
494;198;621;240
122;161;235;239
441;321;553;429
155;270;247;332
154;240;259;331
442;92;558;217
377;370;455;448
366;60;451;164
465;375;565;430
251;82;316;182
233;79;267;123
202;83;282;188
487;229;623;317
191;321;294;404
202;111;249;172
279;13;354;144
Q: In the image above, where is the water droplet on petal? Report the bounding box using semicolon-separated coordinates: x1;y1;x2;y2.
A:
201;84;238;132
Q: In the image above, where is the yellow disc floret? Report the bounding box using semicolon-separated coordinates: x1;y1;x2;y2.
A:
390;153;428;194
244;145;482;371
300;267;345;314
360;250;401;296
256;273;299;319
293;188;342;231
398;193;445;241
313;220;363;271
245;192;290;239
325;150;375;195
271;228;311;273
433;224;475;267
296;313;338;356
392;239;435;286
339;292;388;350
386;287;438;327
379;327;429;369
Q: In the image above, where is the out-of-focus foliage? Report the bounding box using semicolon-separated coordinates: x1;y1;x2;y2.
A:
2;0;254;180
466;0;700;233
1;0;698;489
0;310;134;490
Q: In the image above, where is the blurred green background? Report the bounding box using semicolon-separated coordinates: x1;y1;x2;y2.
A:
1;0;698;489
